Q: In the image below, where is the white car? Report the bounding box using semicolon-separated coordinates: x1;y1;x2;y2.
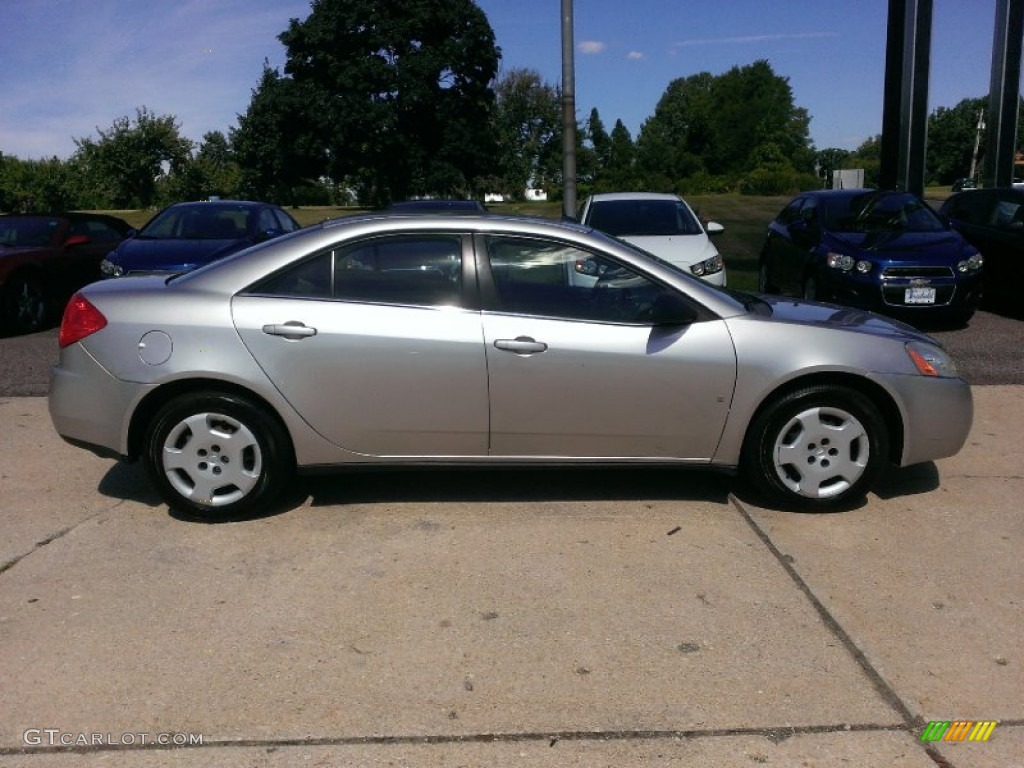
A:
578;192;726;285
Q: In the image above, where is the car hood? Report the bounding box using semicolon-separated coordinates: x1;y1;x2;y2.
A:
108;237;249;272
826;230;970;261
619;233;717;267
759;295;931;342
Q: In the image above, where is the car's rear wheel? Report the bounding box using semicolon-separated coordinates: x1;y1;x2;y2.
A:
1;273;48;335
144;392;293;520
741;385;889;511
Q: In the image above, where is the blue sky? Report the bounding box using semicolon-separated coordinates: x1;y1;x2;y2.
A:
0;0;1004;161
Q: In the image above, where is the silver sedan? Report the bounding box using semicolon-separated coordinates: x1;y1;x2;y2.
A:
49;213;972;519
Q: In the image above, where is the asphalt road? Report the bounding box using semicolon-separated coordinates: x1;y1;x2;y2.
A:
1;305;1021;398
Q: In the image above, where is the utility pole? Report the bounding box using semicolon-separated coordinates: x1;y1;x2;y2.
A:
969;108;986;181
561;0;577;218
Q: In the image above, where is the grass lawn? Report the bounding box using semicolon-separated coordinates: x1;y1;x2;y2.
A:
93;185;955;295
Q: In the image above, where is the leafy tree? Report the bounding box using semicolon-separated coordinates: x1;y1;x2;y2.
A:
251;0;501;206
636;72;714;188
850;135;882;187
604;120;637;190
926;97;987;185
815;147;852;187
636;61;813;189
0;154;85;212
232;63;326;203
73;106;193;208
491;68;561;198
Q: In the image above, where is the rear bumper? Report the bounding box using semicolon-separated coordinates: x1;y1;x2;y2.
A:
48;343;142;459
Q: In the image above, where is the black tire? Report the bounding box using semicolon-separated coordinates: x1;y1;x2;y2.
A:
741;385;889;512
802;273;824;302
144;392;293;520
757;258;778;294
1;273;48;335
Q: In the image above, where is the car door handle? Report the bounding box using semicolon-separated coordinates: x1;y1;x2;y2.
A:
494;336;548;355
262;322;317;339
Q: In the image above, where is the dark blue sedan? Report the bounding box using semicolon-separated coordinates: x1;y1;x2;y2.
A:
100;200;300;277
759;189;983;324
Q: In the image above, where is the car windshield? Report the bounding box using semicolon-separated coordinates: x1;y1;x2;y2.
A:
588;199;704;237
138;205;252;240
824;192;946;233
0;217;60;247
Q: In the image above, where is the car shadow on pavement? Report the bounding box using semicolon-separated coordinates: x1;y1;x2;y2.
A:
300;466;733;507
872;461;941;500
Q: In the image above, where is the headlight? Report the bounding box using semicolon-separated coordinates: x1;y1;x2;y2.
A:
826;252;855;271
855;259;872;274
100;258;124;277
956;253;983;272
689;255;723;277
905;341;958;378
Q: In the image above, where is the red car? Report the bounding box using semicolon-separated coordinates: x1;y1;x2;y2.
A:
0;213;131;334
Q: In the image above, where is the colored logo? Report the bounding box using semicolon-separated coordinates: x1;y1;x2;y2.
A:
920;720;997;742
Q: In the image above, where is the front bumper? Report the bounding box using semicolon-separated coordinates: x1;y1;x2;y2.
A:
875;372;973;467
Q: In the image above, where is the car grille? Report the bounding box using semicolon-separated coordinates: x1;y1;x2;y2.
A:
881;284;956;307
882;266;955;278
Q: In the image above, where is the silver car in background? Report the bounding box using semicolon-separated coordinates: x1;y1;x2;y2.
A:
49;213;972;519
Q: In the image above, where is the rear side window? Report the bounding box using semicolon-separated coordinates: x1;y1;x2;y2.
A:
251;234;462;307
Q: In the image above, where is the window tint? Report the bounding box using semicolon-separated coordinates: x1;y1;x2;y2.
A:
257;208;278;232
335;235;461;305
273;209;299;232
252;235;462;306
942;192;993;225
993;196;1024;228
69;218;125;241
485;236;672;324
587;199;702;236
777;198;806;225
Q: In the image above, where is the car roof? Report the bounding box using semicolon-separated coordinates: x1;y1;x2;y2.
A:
587;192;682;202
386;199;486;212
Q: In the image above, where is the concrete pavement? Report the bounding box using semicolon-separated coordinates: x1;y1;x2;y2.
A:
0;388;1021;767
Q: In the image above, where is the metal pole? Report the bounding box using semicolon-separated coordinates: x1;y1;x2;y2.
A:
983;0;1024;187
561;0;577;218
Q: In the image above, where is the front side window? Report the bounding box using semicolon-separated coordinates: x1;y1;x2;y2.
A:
485;236;672;324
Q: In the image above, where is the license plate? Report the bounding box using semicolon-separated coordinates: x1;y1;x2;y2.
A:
905;287;936;304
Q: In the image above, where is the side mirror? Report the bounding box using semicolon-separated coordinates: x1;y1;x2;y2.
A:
256;228;284;243
64;234;90;247
650;293;699;326
705;221;725;235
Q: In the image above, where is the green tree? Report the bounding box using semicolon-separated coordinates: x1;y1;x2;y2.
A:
232;63;325;203
850;134;882;187
926;97;987;185
636;61;813;189
253;0;500;206
73;106;193;208
815;147;852;187
491;68;562;198
605;120;636;190
636;72;714;188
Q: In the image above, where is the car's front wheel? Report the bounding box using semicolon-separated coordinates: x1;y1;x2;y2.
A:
144;392;293;519
741;385;889;511
757;258;778;294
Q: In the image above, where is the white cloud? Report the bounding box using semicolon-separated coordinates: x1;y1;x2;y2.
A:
672;32;838;50
627;51;645;61
578;40;607;55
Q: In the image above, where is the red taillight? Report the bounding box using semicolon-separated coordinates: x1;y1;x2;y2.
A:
59;293;107;348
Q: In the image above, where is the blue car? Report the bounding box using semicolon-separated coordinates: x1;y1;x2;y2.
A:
759;189;983;324
101;200;300;277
